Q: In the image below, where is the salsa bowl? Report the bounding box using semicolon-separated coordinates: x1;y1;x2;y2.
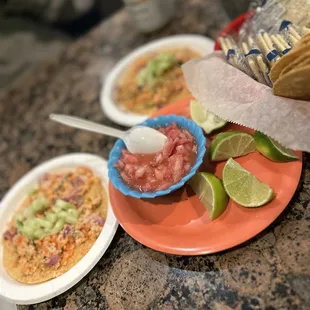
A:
108;115;206;198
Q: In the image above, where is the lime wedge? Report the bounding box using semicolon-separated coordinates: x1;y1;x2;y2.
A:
254;131;299;162
190;100;227;134
222;158;274;207
210;131;256;161
189;172;228;220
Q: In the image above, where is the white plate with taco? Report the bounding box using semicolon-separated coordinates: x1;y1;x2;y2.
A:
101;35;214;127
0;153;118;305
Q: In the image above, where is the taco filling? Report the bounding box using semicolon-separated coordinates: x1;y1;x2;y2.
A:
2;166;108;284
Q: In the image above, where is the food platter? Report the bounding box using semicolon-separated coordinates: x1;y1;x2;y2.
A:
0;154;118;305
101;35;215;127
109;98;302;255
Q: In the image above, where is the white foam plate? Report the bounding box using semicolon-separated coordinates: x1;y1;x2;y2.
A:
101;34;215;127
0;153;118;305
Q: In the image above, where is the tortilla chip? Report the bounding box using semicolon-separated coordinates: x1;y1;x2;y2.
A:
3;181;108;284
270;35;310;84
273;65;310;101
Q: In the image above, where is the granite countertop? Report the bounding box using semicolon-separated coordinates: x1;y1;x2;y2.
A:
0;1;309;309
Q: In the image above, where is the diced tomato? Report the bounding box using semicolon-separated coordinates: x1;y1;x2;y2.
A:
162;139;175;158
167;129;180;139
175;145;186;154
157;182;173;191
135;166;146;179
154;168;164;181
184;163;191;172
124;164;135;175
170;155;184;182
120;172;131;184
116;123;197;192
184;143;193;152
117;160;125;170
142;183;152;192
123;153;139;164
154;153;163;165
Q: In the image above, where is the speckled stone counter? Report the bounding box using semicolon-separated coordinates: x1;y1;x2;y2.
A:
1;1;309;309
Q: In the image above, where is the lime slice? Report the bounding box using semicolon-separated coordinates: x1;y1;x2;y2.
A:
210;131;256;161
190;100;227;134
222;158;274;207
254;131;299;162
189;172;228;220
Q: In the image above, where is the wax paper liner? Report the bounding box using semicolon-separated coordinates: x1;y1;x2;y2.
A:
108;115;206;198
182;51;310;152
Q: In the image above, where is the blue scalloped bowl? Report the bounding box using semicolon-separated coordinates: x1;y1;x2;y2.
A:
108;115;206;198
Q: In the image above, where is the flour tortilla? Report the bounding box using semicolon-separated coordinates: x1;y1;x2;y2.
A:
3;179;108;284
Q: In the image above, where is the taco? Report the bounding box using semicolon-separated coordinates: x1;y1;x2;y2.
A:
273;65;310;100
270;34;310;83
2;167;108;284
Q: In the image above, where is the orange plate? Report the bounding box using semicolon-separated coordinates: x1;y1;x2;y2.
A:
109;98;303;255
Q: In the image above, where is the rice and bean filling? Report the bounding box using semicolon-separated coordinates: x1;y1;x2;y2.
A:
114;49;200;115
